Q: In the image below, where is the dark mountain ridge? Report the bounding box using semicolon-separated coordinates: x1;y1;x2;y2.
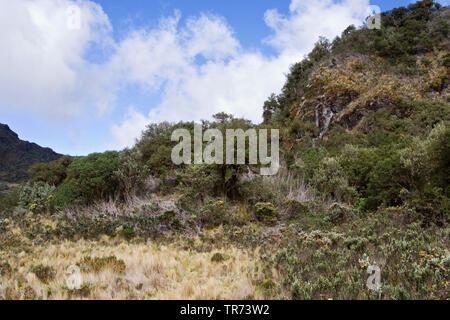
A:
0;123;62;183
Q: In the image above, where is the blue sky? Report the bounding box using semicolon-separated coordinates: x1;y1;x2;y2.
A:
0;0;446;155
96;0;418;54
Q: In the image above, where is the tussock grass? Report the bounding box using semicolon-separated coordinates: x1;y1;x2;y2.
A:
0;238;270;300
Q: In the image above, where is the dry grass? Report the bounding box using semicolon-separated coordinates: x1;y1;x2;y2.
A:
0;238;271;300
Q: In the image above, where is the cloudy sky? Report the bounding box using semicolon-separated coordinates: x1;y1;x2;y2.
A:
1;0;446;155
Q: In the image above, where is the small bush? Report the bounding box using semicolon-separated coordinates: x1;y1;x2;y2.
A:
326;203;354;224
114;149;149;200
0;188;19;213
18;182;55;213
28;156;73;186
79;256;126;274
197;199;230;228
158;210;181;229
115;225;135;239
237;178;277;207
366;153;409;209
54;151;120;208
211;252;231;263
31;265;56;283
254;202;280;225
176;165;217;209
284;199;310;218
0;261;12;276
312;157;355;203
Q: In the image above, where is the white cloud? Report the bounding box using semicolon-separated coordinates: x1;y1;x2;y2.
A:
110;0;370;148
264;0;369;55
183;14;240;60
110;107;149;149
0;0;372;151
0;0;113;119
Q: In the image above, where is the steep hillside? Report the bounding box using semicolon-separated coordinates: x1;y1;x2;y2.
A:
261;1;450;218
0;123;62;183
264;2;449;140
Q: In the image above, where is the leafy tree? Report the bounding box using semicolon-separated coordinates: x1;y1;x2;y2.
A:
28;155;73;186
114;148;150;200
136;122;195;176
262;94;280;124
54;151;120;206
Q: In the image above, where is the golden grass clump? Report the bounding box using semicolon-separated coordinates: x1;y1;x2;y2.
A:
0;238;271;300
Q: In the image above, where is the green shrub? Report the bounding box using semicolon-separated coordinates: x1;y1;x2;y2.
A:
366;152;409;209
311;157;355;202
284;199;310;218
254;202;280;225
136;122;195;176
0;188;19;213
54;151;120;207
406;186;449;225
28;156;73;186
31;265;56;283
158;210;181;229
211;252;231;263
176;165;217;208
56;213;119;240
79;256;126;274
237;178;277;207
116;225;135;239
372;1;442;63
291;146;327;182
114;148;149;199
18;182;55;213
339;145;382;196
343;237;369;251
197;199;230;228
326;203;354;224
320;126;366;155
401;122;449;189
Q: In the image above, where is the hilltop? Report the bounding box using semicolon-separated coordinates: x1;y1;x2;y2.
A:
0;123;62;184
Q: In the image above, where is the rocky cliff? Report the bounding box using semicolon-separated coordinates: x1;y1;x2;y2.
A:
0;123;62;183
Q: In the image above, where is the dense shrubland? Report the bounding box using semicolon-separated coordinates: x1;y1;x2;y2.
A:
0;0;449;300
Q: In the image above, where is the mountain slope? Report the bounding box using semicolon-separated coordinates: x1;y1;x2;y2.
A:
259;1;449;220
264;3;450;139
0;123;62;183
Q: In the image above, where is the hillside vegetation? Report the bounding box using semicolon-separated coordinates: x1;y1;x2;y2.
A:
0;0;449;300
0;124;61;185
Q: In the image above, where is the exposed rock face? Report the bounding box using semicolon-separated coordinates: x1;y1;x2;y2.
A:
0;123;62;183
288;37;450;142
298;91;360;141
336;96;397;130
309;94;397;141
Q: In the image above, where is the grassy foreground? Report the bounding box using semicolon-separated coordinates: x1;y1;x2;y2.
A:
0;199;448;300
0;233;271;300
